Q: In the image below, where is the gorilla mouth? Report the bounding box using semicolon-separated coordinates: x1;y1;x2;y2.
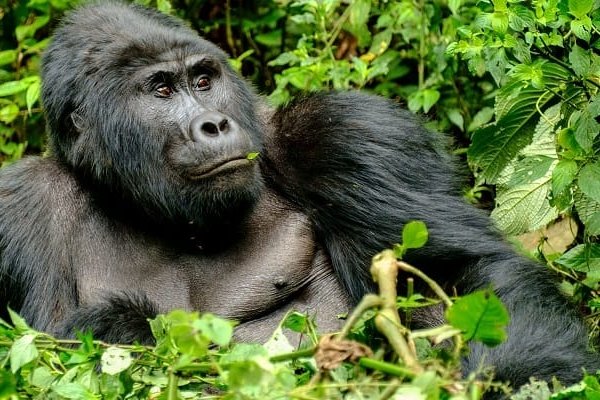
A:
188;157;253;180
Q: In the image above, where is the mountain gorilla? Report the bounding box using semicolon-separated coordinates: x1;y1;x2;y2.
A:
0;0;597;392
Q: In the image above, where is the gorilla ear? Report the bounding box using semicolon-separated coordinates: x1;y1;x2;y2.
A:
71;112;85;134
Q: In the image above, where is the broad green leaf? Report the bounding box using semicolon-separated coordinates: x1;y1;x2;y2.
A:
246;152;259;160
446;108;464;131
52;382;98;400
0;80;30;97
346;0;371;46
569;0;594;18
0;104;19;124
195;313;234;347
101;347;132;375
468;63;568;184
574;190;600;223
552;160;578;196
29;366;55;388
449;0;462;15
255;31;282;47
467;107;494;132
578;162;600;203
468;90;547;183
584;212;600;236
0;50;17;67
402;221;429;250
10;334;38;373
569;45;591;77
572;17;592;41
492;170;558;235
446;290;509;346
422;89;440;113
555;244;600;272
367;30;392;56
507;156;555;187
8;308;32;332
282;311;308;333
0;370;17;397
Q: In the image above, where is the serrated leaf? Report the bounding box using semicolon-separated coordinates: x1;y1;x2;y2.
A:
402;221;429;250
572;17;592;41
446;290;509;346
8;308;31;332
469;90;550;183
552;160;578;196
492;169;558;235
555;244;600;272
10;334;38;373
569;45;591;77
575;190;600;223
585;212;600;235
578;162;600;203
101;347;132;375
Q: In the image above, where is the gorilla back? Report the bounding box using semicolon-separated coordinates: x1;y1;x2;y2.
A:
0;0;597;393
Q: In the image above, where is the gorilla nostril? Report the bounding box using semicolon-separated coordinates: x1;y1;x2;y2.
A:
218;119;229;133
201;122;219;136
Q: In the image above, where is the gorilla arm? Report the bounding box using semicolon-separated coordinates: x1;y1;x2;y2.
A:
262;91;599;388
0;157;80;331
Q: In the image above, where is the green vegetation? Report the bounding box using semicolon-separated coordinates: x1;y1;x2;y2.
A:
1;0;600;398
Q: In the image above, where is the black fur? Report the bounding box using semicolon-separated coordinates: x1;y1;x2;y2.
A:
0;1;597;395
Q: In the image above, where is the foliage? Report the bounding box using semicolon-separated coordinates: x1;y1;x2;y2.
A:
0;224;516;399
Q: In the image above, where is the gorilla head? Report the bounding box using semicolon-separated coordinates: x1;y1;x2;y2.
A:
41;2;264;227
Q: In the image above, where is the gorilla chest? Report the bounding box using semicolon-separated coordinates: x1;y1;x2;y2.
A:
75;195;350;339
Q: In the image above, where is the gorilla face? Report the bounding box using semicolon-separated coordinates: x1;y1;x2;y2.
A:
41;3;264;226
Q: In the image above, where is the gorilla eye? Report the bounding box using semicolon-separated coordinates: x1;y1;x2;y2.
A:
195;75;211;91
155;84;174;98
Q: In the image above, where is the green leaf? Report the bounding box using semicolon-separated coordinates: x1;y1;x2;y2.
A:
29;366;56;389
571;17;592;41
578;162;600;203
448;0;462;15
282;312;308;333
492;168;558;235
246;152;260;160
569;45;591;77
584;212;600;236
101;347;132;375
552;159;578;196
255;31;282;47
0;370;17;397
0;50;17;67
10;334;39;373
52;382;98;400
402;221;429;250
468;63;567;184
0;104;19;124
569;0;594;19
195;313;234;347
446;108;464;131
26;79;41;114
555;244;600;272
8;308;31;332
0;80;30;97
422;89;440;113
446;290;509;346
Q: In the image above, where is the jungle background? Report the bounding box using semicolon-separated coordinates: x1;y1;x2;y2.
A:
0;0;600;398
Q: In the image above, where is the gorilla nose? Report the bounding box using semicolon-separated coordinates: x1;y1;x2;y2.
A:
190;111;236;141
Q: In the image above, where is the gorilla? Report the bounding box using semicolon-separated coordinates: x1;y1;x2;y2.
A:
0;0;597;393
